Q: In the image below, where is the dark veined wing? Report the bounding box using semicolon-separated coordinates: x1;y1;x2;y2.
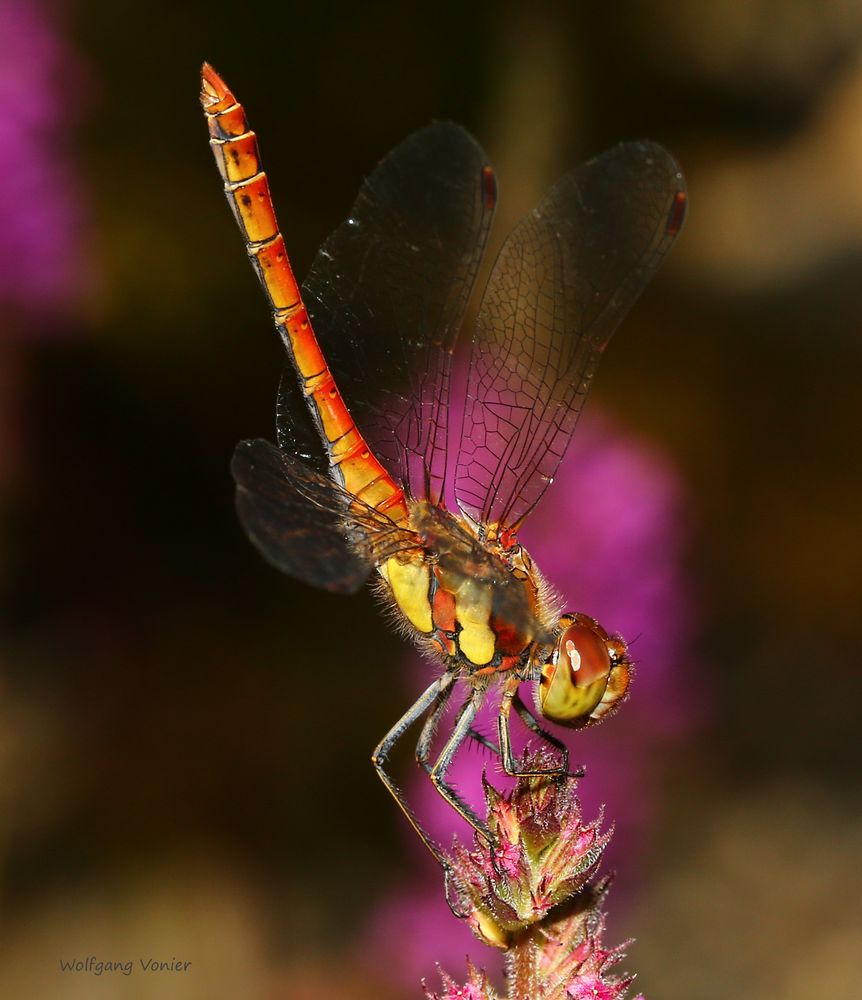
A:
232;439;418;594
455;141;687;530
275;367;328;473
288;122;496;504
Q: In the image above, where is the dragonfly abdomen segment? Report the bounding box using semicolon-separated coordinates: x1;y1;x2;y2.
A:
200;64;408;524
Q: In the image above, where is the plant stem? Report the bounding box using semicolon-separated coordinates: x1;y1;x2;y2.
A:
506;930;539;1000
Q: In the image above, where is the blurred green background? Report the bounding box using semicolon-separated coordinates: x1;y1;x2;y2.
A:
1;1;861;997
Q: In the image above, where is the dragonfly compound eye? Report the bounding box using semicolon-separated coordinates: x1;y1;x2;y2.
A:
538;621;612;726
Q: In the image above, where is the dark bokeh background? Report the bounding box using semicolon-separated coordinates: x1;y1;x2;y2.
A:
1;1;861;997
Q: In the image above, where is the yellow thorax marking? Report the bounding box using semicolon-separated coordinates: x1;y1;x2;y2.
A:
383;557;433;633
382;555;498;666
454;580;495;666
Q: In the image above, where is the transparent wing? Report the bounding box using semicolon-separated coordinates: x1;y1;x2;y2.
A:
289;122;496;503
455;141;687;529
275;371;329;474
232;439;417;594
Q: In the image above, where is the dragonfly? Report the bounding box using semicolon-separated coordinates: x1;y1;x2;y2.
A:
200;63;686;867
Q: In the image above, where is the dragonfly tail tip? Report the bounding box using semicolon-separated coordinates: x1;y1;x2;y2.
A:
200;62;234;111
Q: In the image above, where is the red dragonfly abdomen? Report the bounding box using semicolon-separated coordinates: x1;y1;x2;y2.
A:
200;64;408;523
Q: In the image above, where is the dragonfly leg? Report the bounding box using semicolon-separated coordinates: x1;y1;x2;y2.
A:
416;683;501;767
466;727;499;756
428;686;490;841
371;671;457;867
498;680;584;778
415;681;457;773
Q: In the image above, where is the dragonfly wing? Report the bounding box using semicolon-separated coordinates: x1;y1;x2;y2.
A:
232;438;374;594
275;363;328;474
455;141;686;530
293;122;496;503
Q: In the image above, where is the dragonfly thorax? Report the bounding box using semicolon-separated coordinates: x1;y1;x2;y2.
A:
378;501;550;673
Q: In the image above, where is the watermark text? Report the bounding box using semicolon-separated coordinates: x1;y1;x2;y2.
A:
59;956;192;976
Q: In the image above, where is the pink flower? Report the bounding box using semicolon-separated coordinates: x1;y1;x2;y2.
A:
491;840;521;879
440;985;485;1000
566;974;625;999
423;755;644;1000
425;961;498;1000
0;0;91;330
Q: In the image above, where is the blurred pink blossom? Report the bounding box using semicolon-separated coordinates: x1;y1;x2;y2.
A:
0;0;91;331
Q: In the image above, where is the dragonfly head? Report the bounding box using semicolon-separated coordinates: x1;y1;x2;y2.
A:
535;613;630;727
